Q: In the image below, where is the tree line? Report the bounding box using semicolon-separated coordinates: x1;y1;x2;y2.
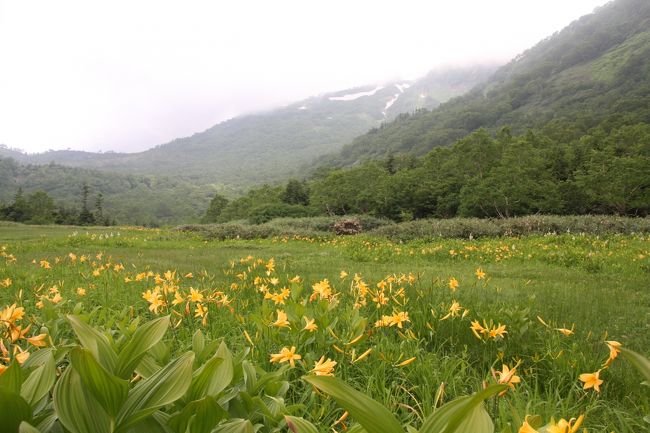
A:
1;183;114;225
204;123;650;223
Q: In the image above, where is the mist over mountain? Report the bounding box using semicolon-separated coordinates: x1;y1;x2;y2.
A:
0;65;495;188
0;65;495;223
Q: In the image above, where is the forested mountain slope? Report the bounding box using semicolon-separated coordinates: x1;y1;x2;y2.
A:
317;0;650;168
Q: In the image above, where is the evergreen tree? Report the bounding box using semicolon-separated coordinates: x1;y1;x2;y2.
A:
78;182;96;225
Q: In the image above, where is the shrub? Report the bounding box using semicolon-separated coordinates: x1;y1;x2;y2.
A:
367;215;650;241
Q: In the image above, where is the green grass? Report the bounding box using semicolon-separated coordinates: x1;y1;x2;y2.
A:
1;224;649;432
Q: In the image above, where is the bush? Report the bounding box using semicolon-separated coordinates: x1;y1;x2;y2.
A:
367;215;650;241
177;215;394;240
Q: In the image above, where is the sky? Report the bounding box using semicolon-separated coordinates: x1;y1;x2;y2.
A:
0;0;611;154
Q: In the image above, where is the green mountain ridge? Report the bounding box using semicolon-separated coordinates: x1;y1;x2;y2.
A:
316;0;650;168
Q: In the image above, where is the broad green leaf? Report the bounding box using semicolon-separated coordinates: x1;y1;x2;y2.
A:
20;352;56;406
187;341;234;401
620;347;650;382
22;348;55;369
187;356;224;401
192;329;205;358
0;388;32;433
303;375;403;433
34;411;58;433
167;396;228;433
250;396;283;422
135;355;163;379
419;397;469;433
212;419;255;433
449;402;493;433
116;352;195;432
285;415;319;433
261;395;285;418
53;366;112;433
19;422;41;433
241;360;257;393
67;315;118;373
70;347;129;417
123;411;174;433
0;362;23;393
420;384;506;433
213;342;234;393
347;426;368;433
116;316;170;379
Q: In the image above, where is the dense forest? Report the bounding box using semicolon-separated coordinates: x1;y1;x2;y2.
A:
0;158;215;225
0;184;113;226
203;122;650;223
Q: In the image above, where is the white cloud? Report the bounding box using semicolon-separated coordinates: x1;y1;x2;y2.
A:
0;0;610;153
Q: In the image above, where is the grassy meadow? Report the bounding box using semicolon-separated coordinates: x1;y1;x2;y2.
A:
1;223;649;432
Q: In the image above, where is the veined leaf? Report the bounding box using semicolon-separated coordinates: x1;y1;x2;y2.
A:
53;366;112;433
20;351;56;406
135;355;163;379
123;411;174;433
167;396;228;433
303;375;403;433
0;388;32;433
69;347;129;417
34;411;58;433
116;352;195;432
419;384;506;433
19;422;41;433
68;315;118;373
285;415;319;433
620;347;650;383
187;356;224;401
213;342;234;393
22;348;55;369
241;360;257;393
0;362;23;394
212;419;255;433
192;329;205;359
116;316;170;379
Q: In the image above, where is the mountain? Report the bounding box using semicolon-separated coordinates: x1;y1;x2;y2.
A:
0;65;496;188
316;0;650;168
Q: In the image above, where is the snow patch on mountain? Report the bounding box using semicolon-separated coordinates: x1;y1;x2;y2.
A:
395;83;411;93
381;83;411;117
382;94;400;117
329;86;383;101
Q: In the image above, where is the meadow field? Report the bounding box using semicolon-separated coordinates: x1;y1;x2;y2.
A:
1;223;649;432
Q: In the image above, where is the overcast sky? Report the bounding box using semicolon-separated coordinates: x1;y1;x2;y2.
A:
0;0;610;153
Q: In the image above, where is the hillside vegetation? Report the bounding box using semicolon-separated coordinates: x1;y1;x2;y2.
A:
317;0;650;168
